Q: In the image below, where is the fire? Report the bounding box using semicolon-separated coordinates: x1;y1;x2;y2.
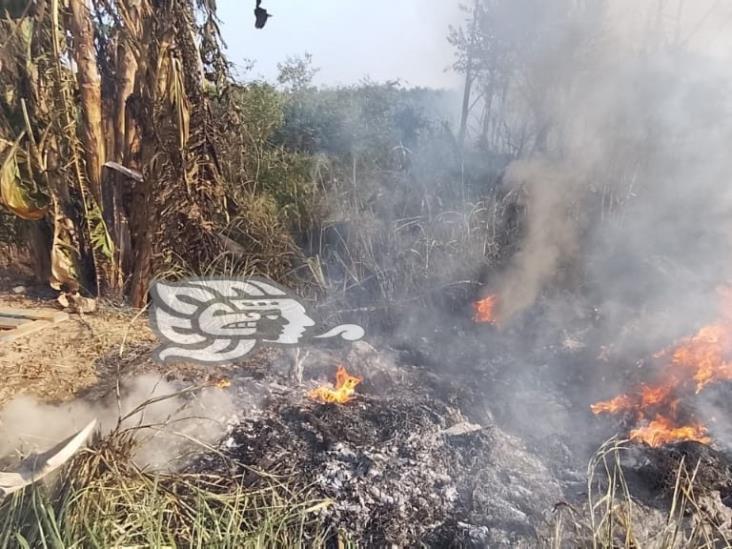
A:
669;324;732;392
590;393;634;415
473;295;498;324
592;286;732;447
308;365;363;404
215;377;231;389
629;416;710;447
207;375;231;389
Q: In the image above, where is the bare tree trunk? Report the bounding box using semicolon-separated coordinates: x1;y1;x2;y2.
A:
128;16;160;308
457;0;481;155
107;35;138;294
115;41;137;163
128;124;154;307
129;220;152;307
458;67;473;155
68;0;105;205
26;220;52;284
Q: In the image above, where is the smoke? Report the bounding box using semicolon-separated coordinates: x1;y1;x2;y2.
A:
497;158;583;321
491;0;732;345
0;374;237;470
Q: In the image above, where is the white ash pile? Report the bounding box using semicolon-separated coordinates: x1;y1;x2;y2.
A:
194;344;565;546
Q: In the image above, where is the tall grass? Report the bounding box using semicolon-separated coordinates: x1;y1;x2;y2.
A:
551;439;732;548
0;427;335;548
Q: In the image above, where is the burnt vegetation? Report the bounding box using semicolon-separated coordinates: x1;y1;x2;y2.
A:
2;0;732;547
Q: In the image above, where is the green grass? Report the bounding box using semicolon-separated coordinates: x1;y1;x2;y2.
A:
0;428;337;549
7;428;730;548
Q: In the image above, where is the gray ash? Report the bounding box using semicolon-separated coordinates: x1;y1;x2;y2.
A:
193;358;563;546
182;340;732;546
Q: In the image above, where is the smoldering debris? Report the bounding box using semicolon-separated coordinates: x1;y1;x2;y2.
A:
0;374;237;471
1;326;731;545
195;346;564;547
212;398;560;546
173;342;732;546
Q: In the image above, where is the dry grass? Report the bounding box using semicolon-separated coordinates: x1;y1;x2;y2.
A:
0;297;158;406
0;422;336;548
0;303;339;548
551;439;732;548
306;187;516;330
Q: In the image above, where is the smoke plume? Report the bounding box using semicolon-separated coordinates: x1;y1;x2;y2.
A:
492;0;732;344
0;375;237;470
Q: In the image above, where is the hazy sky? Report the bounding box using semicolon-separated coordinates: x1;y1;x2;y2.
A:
216;0;465;88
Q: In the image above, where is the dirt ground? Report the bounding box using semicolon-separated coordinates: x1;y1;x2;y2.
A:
0;262;226;406
0;293;157;405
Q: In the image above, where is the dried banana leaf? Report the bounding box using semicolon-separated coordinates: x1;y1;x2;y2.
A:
0;136;47;220
0;419;97;497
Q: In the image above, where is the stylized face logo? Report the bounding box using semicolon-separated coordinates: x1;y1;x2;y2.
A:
196;298;315;343
149;278;363;365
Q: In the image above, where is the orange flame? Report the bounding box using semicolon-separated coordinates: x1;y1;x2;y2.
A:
592;286;732;447
308;365;363;404
215;377;231;389
590;393;634;415
207;375;231;389
669;324;732;392
629;415;710;447
473;295;498;324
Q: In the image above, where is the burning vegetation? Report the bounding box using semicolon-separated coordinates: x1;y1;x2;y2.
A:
472;295;499;324
592;287;732;446
3;0;732;546
308;365;363;404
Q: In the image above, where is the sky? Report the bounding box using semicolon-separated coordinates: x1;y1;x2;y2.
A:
215;0;465;89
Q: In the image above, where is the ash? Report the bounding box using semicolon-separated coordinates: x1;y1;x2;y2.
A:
186;336;732;546
194;343;563;546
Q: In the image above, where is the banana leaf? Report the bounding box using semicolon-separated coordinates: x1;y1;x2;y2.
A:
0;135;47;221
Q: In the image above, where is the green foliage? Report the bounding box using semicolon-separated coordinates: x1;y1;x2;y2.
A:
204;73;517;317
274;82;448;161
224;83;317;230
276;53;319;92
0;429;334;548
88;205;113;260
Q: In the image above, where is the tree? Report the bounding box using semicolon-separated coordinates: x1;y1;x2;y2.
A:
0;0;229;305
276;53;319;92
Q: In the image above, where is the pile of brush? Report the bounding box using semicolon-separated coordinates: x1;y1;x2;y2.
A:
188;343;564;546
3;341;732;547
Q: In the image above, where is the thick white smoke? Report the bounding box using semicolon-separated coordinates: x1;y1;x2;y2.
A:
491;0;732;343
0;374;237;470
